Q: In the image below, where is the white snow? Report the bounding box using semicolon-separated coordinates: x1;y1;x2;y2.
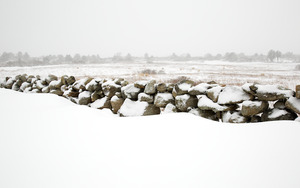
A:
163;103;177;114
155;93;173;101
218;86;251;104
269;109;289;119
206;85;223;99
197;95;228;112
90;97;108;109
118;98;148;117
78;91;91;99
287;97;300;111
242;83;253;93
189;83;218;94
111;95;119;102
1;88;300;188
255;84;294;97
242;101;262;107
121;84;140;98
178;83;192;91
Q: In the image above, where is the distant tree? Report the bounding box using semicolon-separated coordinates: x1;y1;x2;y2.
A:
267;50;276;62
125;53;132;61
73;53;82;63
171;53;178;60
204;53;213;60
224;52;238;62
17;52;23;62
113;52;122;61
275;50;282;62
65;55;73;63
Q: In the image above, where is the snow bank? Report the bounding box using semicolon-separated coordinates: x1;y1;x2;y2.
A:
1;88;300;188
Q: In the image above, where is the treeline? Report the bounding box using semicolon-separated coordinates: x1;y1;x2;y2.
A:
0;50;299;67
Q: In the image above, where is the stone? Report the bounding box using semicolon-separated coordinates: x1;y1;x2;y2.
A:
42;86;50;93
296;85;300;99
49;80;63;90
91;91;101;102
285;97;300;114
261;108;297;121
121;84;141;100
163;103;178;113
241;101;269;116
138;93;154;103
45;74;58;84
222;111;249;123
218;86;253;105
102;80;121;98
114;78;124;85
110;96;124;114
157;83;167;92
118;99;160;117
174;80;194;95
250;116;261;123
197;95;229;112
86;79;101;92
72;77;93;91
175;94;198;112
251;84;294;101
189;108;218;121
167;84;174;92
274;100;286;109
90;96;111;109
143;104;161;116
206;86;223;102
78;91;91;105
50;89;63;96
188;83;216;95
66;76;76;85
134;81;147;89
154;93;174;108
144;80;156;94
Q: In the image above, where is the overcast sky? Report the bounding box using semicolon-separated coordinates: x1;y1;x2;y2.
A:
0;0;299;57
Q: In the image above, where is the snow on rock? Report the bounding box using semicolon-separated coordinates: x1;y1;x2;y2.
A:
85;79;101;92
110;96;124;114
134;81;148;89
144;80;156;94
78;91;91;105
188;108;218;121
175;80;194;95
49;80;62;90
206;86;223;102
285;97;300;114
175;94;198;112
102;80;121;98
188;83;217;95
118;98;160;117
138;93;154;103
218;86;253;105
197;95;228;112
262;108;297;121
121;84;141;100
222;111;248;123
253;84;294;101
20;82;31;91
241;101;269;117
90;96;111;109
154;93;174;108
162;103;177;113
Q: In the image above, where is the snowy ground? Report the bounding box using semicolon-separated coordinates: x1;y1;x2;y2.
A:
1;88;300;188
0;60;299;89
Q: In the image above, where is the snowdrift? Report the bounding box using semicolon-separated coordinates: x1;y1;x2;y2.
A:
0;88;300;188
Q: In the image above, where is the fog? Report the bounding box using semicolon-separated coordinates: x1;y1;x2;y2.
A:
0;0;300;57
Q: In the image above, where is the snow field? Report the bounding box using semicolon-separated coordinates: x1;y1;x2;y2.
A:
0;88;300;188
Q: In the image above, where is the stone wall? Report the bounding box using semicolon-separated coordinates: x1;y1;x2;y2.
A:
1;74;300;123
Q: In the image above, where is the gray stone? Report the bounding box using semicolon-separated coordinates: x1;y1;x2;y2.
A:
157;83;167;92
121;84;141;100
110;96;124;114
174;80;194;95
78;91;91;105
241;101;269;116
154;93;174;108
175;94;198;112
285;97;300;114
144;80;156;94
138;93;154;103
296;85;300;99
261;108;297;121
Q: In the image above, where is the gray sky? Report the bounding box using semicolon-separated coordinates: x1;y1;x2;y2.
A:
0;0;300;57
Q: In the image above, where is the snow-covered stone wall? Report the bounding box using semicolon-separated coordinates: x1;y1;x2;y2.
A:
1;74;299;123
